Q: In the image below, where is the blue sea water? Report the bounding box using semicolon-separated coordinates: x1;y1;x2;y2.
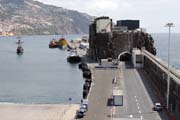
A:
0;33;179;104
0;34;85;104
152;33;180;69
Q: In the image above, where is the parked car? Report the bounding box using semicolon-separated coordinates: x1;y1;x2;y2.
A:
81;99;88;109
80;104;88;112
153;103;163;111
107;58;112;62
76;110;84;118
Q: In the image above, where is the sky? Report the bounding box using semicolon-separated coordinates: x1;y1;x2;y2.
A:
36;0;179;33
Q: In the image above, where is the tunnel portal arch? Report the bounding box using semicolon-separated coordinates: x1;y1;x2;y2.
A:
117;51;132;61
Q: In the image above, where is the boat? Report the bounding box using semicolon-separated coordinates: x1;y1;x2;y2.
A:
16;40;23;45
67;50;81;63
57;37;68;49
49;39;58;48
17;45;24;54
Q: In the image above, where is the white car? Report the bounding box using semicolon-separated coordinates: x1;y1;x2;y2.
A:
153;103;163;111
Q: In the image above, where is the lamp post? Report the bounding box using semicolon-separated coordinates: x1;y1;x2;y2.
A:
165;23;174;110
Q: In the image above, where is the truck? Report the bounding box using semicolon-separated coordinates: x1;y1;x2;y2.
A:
113;89;123;106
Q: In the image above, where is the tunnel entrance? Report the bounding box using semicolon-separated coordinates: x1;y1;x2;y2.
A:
118;51;132;61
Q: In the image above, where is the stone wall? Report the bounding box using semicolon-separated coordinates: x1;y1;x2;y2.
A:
112;31;134;58
144;56;180;118
89;30;156;60
89;17;156;60
89;32;112;60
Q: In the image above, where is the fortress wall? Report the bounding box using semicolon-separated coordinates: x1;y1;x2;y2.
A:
144;56;180;117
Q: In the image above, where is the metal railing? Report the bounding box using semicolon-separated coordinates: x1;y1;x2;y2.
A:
142;49;180;84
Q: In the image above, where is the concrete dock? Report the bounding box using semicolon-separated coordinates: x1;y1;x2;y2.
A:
0;104;79;120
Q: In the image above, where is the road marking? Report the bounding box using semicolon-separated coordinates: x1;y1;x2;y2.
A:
113;106;116;117
129;114;133;118
134;96;137;98
139;110;141;114
140;116;143;120
137;106;140;110
136;99;138;102
137;102;139;106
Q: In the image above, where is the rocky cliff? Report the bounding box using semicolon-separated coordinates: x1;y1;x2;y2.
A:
0;0;94;35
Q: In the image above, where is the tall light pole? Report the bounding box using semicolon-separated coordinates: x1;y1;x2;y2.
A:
165;23;174;110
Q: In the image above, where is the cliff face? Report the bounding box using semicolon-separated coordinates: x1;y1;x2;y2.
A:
0;0;94;35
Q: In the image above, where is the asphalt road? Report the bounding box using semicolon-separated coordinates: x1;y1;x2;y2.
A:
81;61;168;120
81;68;119;120
115;62;168;120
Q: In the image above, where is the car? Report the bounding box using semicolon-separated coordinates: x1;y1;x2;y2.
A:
76;110;84;118
81;99;88;106
107;58;113;62
153;103;163;111
80;104;88;112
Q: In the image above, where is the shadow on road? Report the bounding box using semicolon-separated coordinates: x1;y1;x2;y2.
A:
132;63;169;120
107;98;113;106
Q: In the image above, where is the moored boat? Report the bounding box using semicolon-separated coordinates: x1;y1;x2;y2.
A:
16;40;23;45
49;39;58;48
67;50;81;63
57;38;68;49
17;45;24;54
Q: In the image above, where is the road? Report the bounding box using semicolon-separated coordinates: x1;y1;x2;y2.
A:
81;61;168;120
116;62;168;120
81;68;119;120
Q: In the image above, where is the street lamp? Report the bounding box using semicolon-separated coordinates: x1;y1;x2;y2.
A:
165;23;174;110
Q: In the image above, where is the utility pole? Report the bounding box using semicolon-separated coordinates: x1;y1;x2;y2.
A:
165;23;174;110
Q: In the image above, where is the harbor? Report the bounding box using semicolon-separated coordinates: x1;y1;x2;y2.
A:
0;18;180;119
0;0;180;119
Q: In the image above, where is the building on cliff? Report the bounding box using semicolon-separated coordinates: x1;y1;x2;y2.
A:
116;20;140;30
89;16;156;61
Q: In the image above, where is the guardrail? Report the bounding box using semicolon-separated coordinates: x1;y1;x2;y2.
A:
142;50;180;83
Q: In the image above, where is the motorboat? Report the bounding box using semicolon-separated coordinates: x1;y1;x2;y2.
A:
16;40;23;45
57;37;68;49
49;39;58;48
67;50;81;63
17;45;24;54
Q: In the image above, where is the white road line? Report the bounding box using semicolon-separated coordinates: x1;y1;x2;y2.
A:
139;110;141;114
136;102;139;105
129;114;133;118
113;106;116;116
136;99;138;102
140;116;143;120
134;96;137;98
137;106;140;110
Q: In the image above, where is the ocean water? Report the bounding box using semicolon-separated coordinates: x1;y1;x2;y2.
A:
152;33;180;69
0;34;85;104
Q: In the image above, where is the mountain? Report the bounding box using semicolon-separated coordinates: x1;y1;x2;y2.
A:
0;0;94;35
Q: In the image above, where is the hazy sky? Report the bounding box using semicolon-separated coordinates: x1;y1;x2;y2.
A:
36;0;179;33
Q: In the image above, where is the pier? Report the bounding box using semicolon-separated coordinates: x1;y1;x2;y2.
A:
81;59;169;120
0;104;79;120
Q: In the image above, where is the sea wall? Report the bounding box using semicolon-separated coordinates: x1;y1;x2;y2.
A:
144;55;180;118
